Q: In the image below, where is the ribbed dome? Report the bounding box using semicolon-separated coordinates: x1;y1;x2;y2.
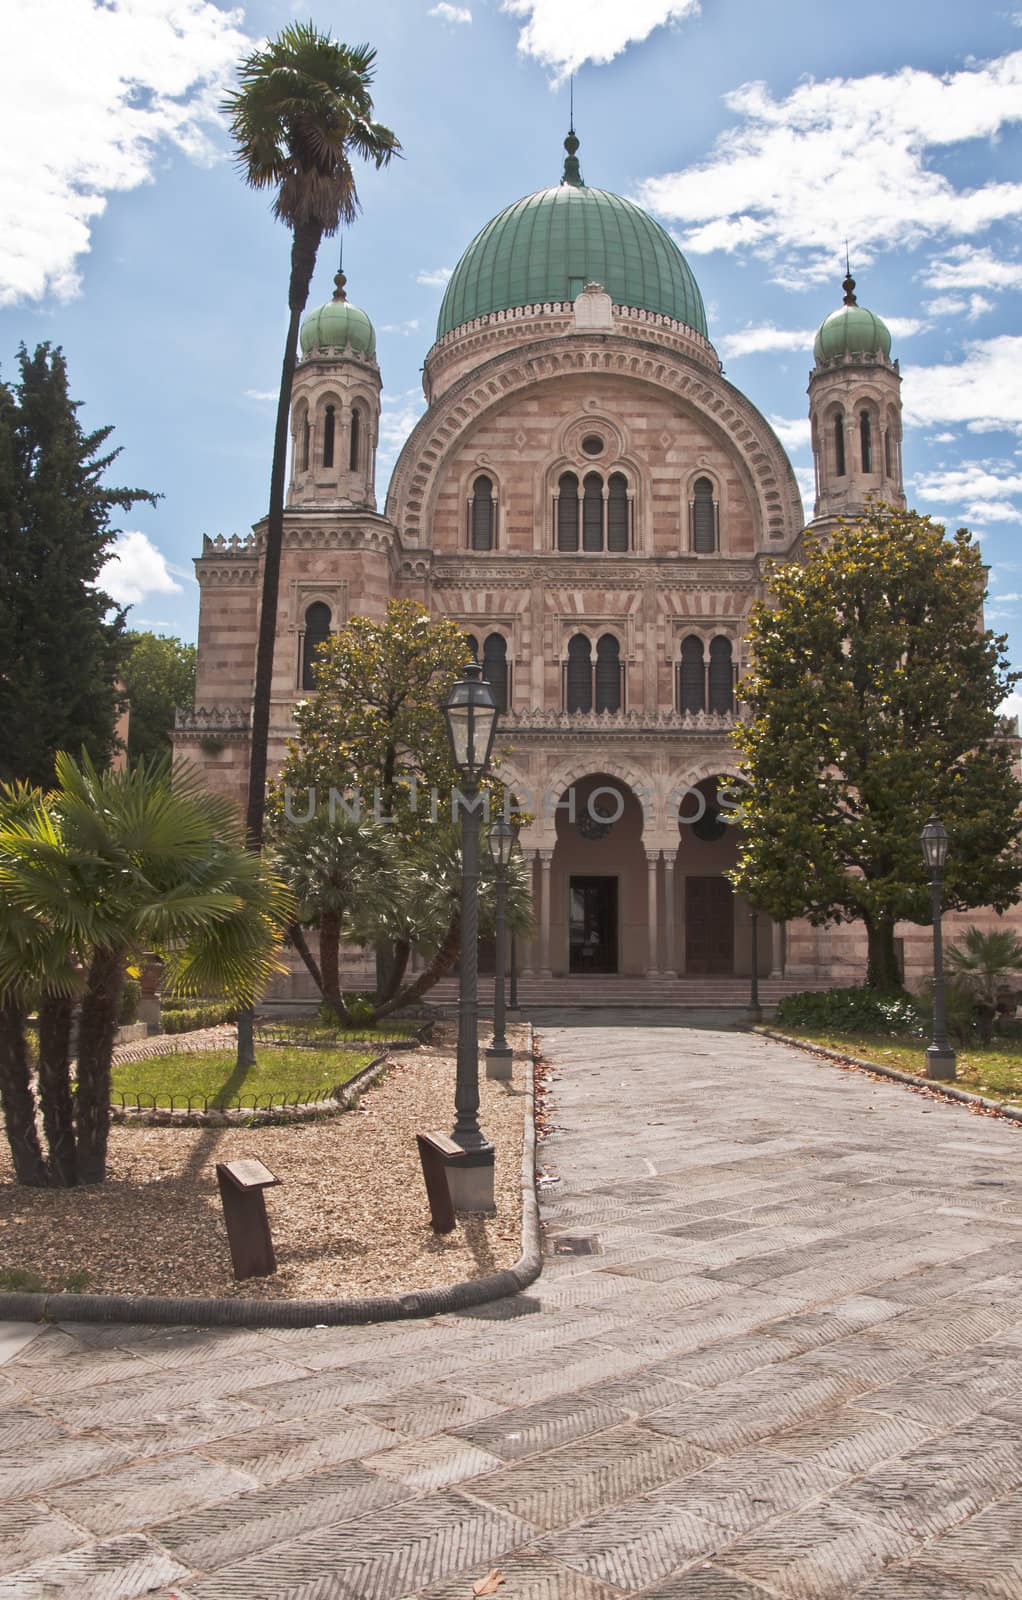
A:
301;274;376;358
437;145;707;340
814;274;891;364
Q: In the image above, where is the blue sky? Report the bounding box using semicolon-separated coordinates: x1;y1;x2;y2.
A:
2;0;1021;707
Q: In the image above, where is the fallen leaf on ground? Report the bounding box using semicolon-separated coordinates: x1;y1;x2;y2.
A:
474;1571;505;1595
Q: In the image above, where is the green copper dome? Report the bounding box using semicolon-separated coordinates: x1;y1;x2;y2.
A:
300;272;376;358
814;273;891;363
437;133;707;340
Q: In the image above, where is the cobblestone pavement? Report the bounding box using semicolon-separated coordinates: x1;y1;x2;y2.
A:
2;1024;1022;1598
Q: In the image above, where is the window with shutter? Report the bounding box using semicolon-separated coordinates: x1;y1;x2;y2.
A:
679;636;705;712
557;472;579;551
349;407;361;472
322;405;335;469
860;410;873;473
566;635;592;712
582;472;604;552
834;414;846;477
692;477;715;553
301;602;332;690
708;636;733;713
471;475;494;551
482;633;508;712
607;473;629;551
595;634;621;712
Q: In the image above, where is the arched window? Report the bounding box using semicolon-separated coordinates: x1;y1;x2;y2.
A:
679;636;705;713
883;427;893;477
482;633;508;712
349;406;361;472
301;415;310;472
607;473;629;552
471;474;494;551
557;472;579;552
466;633;479;661
692;477;716;553
300;602;331;690
834;413;846;477
708;636;734;714
860;410;873;473
566;634;592;712
595;634;622;713
582;472;604;552
322;405;336;469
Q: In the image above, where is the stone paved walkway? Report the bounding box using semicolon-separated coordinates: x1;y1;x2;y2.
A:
2;1025;1022;1598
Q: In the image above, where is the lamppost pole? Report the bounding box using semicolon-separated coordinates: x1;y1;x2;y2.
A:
921;815;956;1081
748;907;762;1024
443;661;499;1211
486;818;514;1080
509;931;519;1011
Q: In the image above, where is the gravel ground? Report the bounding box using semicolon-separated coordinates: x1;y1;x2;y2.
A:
0;1023;529;1301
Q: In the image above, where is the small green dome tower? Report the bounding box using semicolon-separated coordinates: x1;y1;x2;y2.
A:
300;271;377;358
813;271;892;364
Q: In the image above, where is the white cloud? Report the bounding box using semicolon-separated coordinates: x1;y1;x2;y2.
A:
913;464;1022;503
0;0;249;305
429;2;472;19
378;386;427;477
379;318;420;336
921;245;1022;292
902;335;1022;433
966;500;1022;523
416;266;453;287
924;293;994;320
99;530;182;606
998;691;1022;727
502;0;700;78
718;324;814;359
884;317;928;340
768;415;812;452
637;51;1022;286
244;388;278;402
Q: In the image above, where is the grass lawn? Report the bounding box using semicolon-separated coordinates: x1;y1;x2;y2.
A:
110;1045;377;1111
257;1019;420;1045
783;1029;1022;1109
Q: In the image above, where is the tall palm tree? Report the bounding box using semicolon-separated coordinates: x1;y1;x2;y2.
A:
0;755;293;1184
945;925;1022;1043
223;25;399;1064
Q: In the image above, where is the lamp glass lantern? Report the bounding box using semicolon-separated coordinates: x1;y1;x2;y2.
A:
444;662;498;782
487;817;515;870
921;816;949;873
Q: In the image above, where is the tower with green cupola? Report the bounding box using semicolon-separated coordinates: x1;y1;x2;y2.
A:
808;269;905;532
288;268;381;511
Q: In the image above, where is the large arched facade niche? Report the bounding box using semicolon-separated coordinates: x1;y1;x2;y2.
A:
668;764;773;978
543;448;644;555
385;336;805;555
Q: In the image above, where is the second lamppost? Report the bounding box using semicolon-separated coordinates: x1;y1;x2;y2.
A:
485;818;515;1081
921;815;956;1081
443;661;499;1211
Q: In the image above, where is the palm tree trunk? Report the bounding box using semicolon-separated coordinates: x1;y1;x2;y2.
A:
37;994;77;1186
374;916;460;1020
75;948;124;1185
375;938;411;1004
866;917;902;992
237;217;323;1071
0;999;48;1187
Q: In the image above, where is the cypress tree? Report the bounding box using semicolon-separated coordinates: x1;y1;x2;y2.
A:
0;344;157;786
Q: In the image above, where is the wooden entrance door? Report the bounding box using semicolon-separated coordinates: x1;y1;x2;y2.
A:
685;876;734;974
569;877;618;974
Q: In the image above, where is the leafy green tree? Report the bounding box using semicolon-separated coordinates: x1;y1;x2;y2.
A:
945;925;1022;1042
0;344;156;787
731;505;1022;990
121;631;197;766
0;755;293;1185
268;600;526;1020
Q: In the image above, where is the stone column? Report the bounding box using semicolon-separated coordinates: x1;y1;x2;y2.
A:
538;848;553;976
771;918;785;978
646;850;660;975
663;852;677;976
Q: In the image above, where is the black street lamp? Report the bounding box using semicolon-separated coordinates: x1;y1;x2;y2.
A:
443;662;499;1210
485;818;515;1080
748;907;762;1024
921;815;956;1081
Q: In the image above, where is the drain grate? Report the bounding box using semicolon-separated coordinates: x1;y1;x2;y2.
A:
547;1234;602;1256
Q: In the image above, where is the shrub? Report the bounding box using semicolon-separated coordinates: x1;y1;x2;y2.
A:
118;976;142;1026
345;993;377;1028
774;986;925;1037
162;1002;239;1034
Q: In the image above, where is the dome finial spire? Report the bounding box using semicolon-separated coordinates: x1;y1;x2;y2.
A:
333;238;347;302
562;76;583;186
842;241;857;307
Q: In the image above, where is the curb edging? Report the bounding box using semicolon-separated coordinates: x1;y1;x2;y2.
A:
0;1032;542;1329
759;1026;1022;1126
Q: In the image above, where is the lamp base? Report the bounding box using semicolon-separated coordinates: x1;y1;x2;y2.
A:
925;1044;957;1081
485;1045;513;1081
445;1144;496;1213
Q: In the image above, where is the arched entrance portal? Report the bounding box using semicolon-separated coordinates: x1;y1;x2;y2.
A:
550;774;648;976
675;776;772;978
